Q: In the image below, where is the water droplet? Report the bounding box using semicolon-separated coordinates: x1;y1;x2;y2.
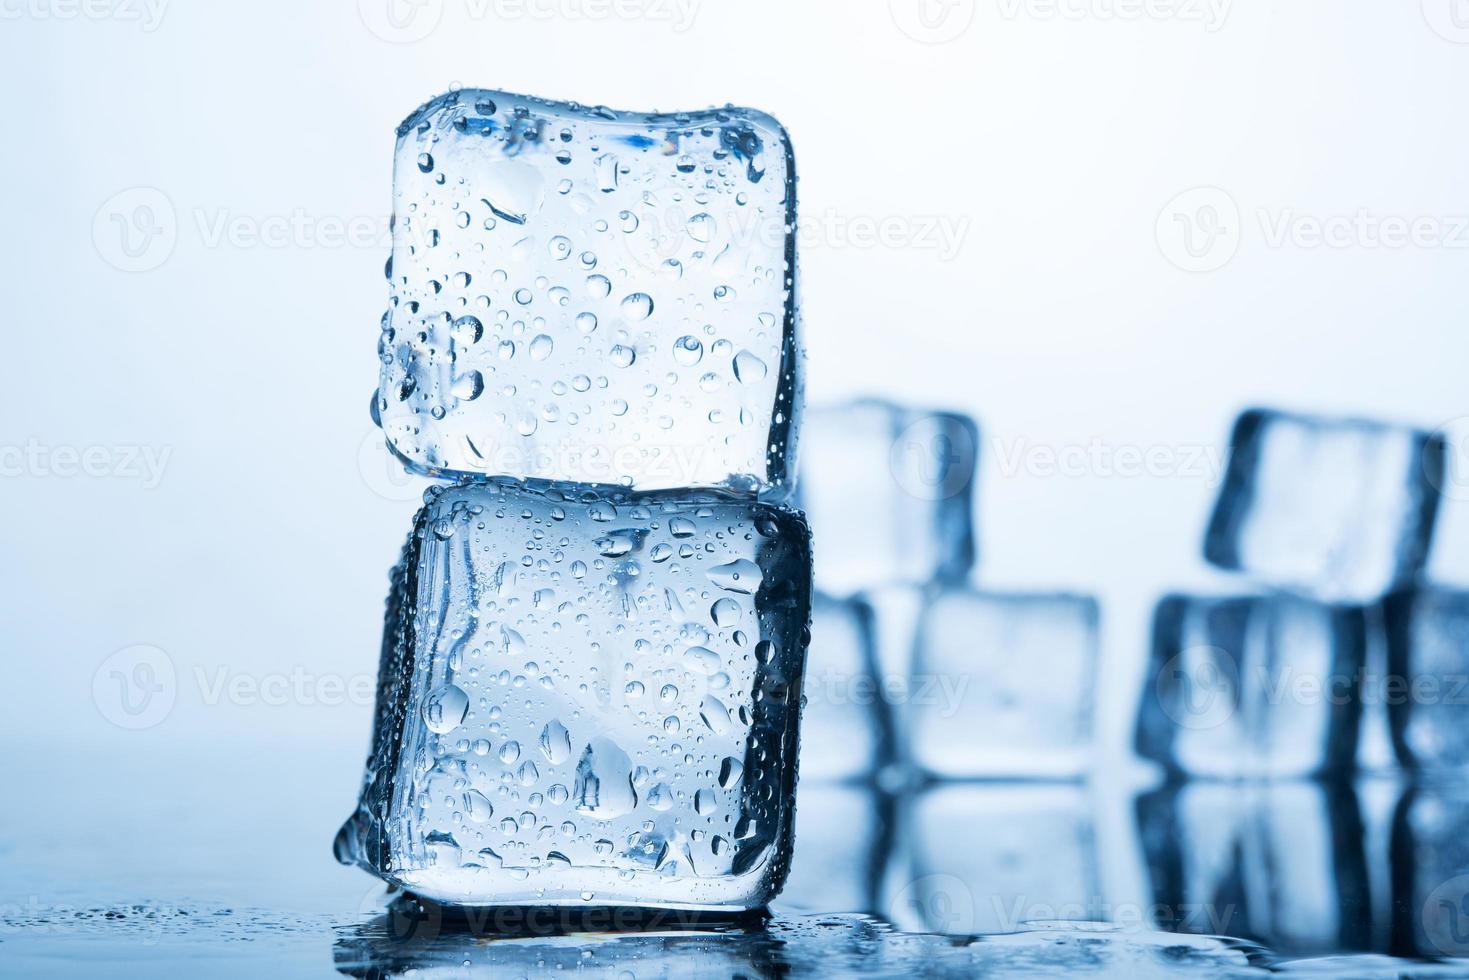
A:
463;790;494;823
660;684;679;702
620;293;654;321
422;684;469;734
516;413;539;436
707;559;763;594
609;345;636;368
649;543;673;563
625;680;645;697
711;598;741;627
499;740;521;764
668;517;696;538
451;371;484;401
734;350;768;383
572;737;637;818
548;235;572;260
539;719;571;763
575;311;598;334
529;334;554;360
700;696;731;734
687;212;714;243
647;783;675;810
594;153;619;193
694;788;717;815
451;314;484;345
684;646;721;675
719;757;743;788
417;152;434;173
672;336;704;366
587;275;612;298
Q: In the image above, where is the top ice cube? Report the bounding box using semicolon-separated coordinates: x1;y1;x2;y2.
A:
1204;408;1445;603
375;89;801;494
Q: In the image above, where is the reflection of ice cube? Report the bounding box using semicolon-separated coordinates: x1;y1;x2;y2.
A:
1391;784;1469;958
336;481;812;910
1384;589;1469;771
1136;782;1370;956
777;782;895;915
799;594;893;782
891;784;1101;935
797;400;977;596
1134;593;1365;779
1204;409;1445;602
909;590;1098;779
376;89;800;494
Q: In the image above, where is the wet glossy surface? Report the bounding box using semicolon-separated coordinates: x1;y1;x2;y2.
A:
6;740;1469;976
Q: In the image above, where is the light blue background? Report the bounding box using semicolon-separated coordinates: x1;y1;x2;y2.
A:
4;0;1469;781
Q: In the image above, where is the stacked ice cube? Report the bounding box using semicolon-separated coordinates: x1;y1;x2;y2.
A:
781;399;1105;919
1135;408;1447;779
337;89;814;912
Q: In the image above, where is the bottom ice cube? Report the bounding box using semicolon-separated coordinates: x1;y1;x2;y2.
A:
1383;589;1469;772
909;590;1100;779
336;480;813;910
1134;593;1365;778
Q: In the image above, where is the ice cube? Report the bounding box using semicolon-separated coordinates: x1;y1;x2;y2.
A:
798;593;894;782
888;784;1102;935
375;89;800;494
1136;782;1370;956
777;782;895;915
1204;408;1445;602
1134;593;1365;779
909;589;1099;779
1391;783;1469;958
797;400;977;596
335;480;813;910
1383;589;1469;771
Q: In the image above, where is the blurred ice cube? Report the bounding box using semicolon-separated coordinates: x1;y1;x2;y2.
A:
799;594;895;783
376;89;801;494
1204;408;1445;602
1134;593;1365;779
1383;589;1469;771
1136;782;1370;956
777;782;896;915
888;784;1102;935
909;590;1099;779
797;400;977;596
336;480;812;910
1391;783;1469;958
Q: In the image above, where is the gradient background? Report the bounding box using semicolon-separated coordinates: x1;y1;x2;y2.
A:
4;2;1469;917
